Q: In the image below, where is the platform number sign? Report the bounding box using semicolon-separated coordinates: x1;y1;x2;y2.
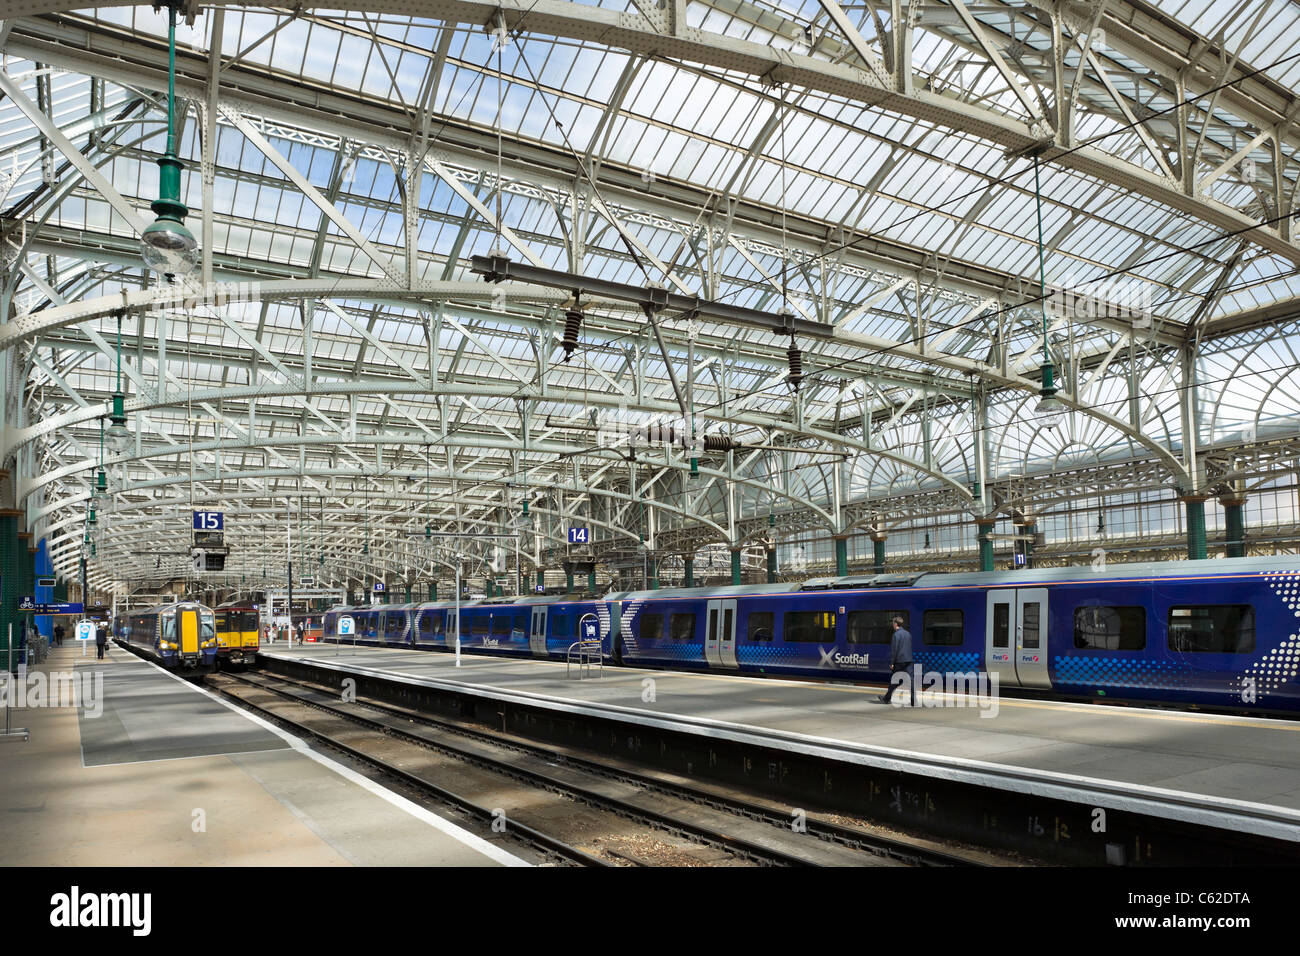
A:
373;582;385;593
567;527;589;544
338;615;355;637
193;511;224;531
1013;552;1026;568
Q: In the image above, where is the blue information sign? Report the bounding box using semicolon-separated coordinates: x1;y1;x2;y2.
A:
193;511;224;531
18;598;83;614
567;527;589;544
373;582;386;592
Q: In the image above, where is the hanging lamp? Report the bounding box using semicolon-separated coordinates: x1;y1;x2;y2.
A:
106;310;132;452
140;0;199;279
1031;157;1065;430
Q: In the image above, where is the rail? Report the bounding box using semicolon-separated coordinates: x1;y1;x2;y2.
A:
566;639;603;679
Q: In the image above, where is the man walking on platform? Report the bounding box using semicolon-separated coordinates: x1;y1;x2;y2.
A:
879;616;917;706
95;622;108;660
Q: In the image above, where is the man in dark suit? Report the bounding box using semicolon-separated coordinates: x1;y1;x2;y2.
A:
880;616;917;706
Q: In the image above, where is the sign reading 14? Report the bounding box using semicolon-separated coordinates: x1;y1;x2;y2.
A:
193;511;224;531
567;527;589;544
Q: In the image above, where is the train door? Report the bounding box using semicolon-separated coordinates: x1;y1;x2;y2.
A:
530;607;549;657
178;607;200;657
985;589;1051;688
705;599;738;669
445;609;459;650
1015;588;1051;689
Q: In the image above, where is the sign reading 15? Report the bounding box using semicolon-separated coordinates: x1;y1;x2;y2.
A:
193;511;224;531
567;527;589;544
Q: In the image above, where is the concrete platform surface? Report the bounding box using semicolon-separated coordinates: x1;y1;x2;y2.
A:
0;643;526;866
269;642;1300;839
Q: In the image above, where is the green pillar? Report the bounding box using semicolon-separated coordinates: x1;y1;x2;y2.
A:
565;569;574;592
536;569;545;593
587;569;596;592
871;534;886;574
0;510;20;671
834;536;849;577
683;557;694;588
730;548;742;585
429;582;438;601
647;557;658;590
404;585;412;602
1221;495;1246;558
766;548;777;583
1183;495;1208;561
977;520;995;572
20;536;34;656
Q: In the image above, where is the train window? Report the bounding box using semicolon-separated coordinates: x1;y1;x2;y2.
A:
202;614;215;639
491;616;511;636
216;611;228;631
239;611;259;632
1168;605;1255;654
513;612;528;634
1074;606;1145;650
1021;602;1041;649
419;613;434;634
992;604;1010;648
386;614;401;634
847;610;906;644
324;614;336;633
552;613;573;638
922;610;963;645
669;613;696;641
471;616;490;637
640;613;663;641
783;611;836;643
747;611;774;641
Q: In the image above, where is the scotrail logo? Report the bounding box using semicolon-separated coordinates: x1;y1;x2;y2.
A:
50;887;151;936
1;670;103;717
818;646;870;668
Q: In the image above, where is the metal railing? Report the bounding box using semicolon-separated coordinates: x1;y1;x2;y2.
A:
566;639;603;679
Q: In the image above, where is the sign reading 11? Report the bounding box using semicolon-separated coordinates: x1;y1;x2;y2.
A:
193;511;224;531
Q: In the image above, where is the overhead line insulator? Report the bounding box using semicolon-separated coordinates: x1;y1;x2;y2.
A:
562;294;583;363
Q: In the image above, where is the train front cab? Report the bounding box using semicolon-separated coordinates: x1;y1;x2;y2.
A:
164;605;217;669
215;605;260;667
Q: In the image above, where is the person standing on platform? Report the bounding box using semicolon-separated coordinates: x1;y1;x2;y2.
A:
95;622;108;660
879;616;917;706
54;623;64;647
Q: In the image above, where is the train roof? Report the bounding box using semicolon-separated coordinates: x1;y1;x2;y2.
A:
317;556;1299;613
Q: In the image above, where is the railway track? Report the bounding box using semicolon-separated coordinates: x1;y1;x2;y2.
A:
208;670;988;867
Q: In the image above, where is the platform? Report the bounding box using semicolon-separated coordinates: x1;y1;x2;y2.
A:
268;642;1300;844
0;642;526;866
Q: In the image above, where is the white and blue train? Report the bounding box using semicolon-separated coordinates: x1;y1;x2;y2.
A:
321;556;1300;714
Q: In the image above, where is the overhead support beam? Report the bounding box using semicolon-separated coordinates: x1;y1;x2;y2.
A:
470;254;833;339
